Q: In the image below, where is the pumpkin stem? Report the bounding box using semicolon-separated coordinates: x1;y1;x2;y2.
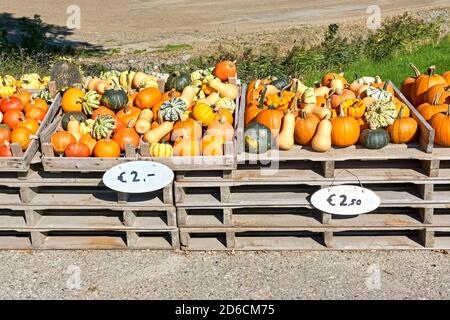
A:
300;109;307;119
398;105;405;119
289;91;301;111
409;63;421;77
258;86;268;109
338;103;346;117
432;93;441;106
447;104;450;116
374;75;382;84
428;65;436;76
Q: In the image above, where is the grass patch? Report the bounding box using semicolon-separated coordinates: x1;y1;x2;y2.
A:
158;43;192;53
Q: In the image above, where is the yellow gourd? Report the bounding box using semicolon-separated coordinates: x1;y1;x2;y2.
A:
135;109;153;134
276;111;295;150
143;121;174;144
303;104;332;120
311;117;332;152
150;143;173;157
67;116;81;141
197;92;221;106
180;86;197;108
208;78;239;100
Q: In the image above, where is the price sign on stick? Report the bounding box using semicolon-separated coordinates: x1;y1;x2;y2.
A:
311;185;380;215
103;161;174;193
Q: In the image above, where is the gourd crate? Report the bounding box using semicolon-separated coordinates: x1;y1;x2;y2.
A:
179;226;449;250
40;80;242;174
0;93;61;176
235;82;437;179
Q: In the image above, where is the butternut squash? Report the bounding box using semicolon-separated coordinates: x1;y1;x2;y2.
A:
208;78;239;100
197;92;220;106
265;85;279;96
143;121;174;144
303;104;332;120
311;117;332;152
180;86;197;108
135;109;153;134
276;111;295;150
67;116;81;141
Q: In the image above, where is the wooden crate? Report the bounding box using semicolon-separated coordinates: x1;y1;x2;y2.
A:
179;226;448;250
0;93;61;175
0;229;179;249
235;81;435;178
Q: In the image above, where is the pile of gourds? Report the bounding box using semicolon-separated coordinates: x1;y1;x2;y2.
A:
244;73;419;153
401;65;450;146
0;88;52;157
0;74;50;99
50;60;239;158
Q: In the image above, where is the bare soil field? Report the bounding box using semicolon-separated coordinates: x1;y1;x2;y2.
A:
1;0;449;50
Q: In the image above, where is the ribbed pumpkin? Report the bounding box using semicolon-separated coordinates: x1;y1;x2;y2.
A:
400;64;421;100
79;133;97;155
112;126;140;151
64;142;91;157
17;118;39;134
255;106;284;136
192;102;215;127
61;88;84;113
359;128;390;149
430;105;450;146
206;116;234;142
417;94;448;121
294;110;319;145
443;71;450;84
424;84;449;104
214;108;234;125
100;82;128;111
387;107;418;144
93;138;121;157
51;131;76;155
135;87;163;109
172;117;202;141
394;99;410;118
116;106;141;128
159;98;187;122
410;66;447;106
150;143;173;157
330;105;360;147
201;134;224;156
11;127;33;150
91;106;115;120
25;107;46;122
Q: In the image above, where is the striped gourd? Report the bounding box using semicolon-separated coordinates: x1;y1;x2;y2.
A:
365;99;397;129
216;97;236;113
31;89;52;103
82;90;101;115
365;87;392;102
159;98;187;121
92;115;116;139
150;143;173;157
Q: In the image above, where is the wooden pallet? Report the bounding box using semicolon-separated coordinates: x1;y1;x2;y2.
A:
234;82;435;178
174;180;448;207
0;228;179;249
0;167;173;206
176;206;449;228
0;93;61;175
179;226;449;250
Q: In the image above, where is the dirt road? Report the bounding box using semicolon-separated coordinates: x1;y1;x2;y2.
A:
1;0;448;49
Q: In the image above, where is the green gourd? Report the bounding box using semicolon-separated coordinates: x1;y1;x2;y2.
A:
61;112;87;131
165;71;191;92
244;122;273;154
360;128;390;149
159;98;187;121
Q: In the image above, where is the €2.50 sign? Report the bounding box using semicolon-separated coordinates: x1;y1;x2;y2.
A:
311;185;380;215
103;161;174;193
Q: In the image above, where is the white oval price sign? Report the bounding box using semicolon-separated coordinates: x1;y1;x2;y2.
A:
103;161;174;193
311;185;380;215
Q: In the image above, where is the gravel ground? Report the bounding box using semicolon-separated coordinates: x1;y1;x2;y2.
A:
0;250;448;300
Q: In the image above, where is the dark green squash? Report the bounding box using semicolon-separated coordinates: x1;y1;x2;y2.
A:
244;122;273;154
272;78;289;90
165;71;191;92
100;82;128;111
360;128;390;149
61;112;87;130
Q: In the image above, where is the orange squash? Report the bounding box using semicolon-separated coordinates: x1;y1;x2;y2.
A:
294;110;320;145
91;106;115;119
79;133;97;155
206;116;234;142
134;87;163;109
51;131;76;155
417;94;448;121
116;106;141;127
430;105;450;146
17;118;39;134
112;126;140;151
330;105;360;147
64;142;91;157
410;66;447;106
255;106;284;137
11;127;34;150
387;106;418;144
62;88;84;113
93;138;121;157
172;117;202;141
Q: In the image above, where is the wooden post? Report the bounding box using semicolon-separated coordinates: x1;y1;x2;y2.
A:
420;208;433;224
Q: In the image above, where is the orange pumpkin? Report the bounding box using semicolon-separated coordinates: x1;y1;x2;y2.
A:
51;131;77;155
173;135;201;156
206;116;234;142
25;98;48;113
294;110;320;145
0;127;11;145
255;106;284;136
62;88;84;113
134;87;163;109
91;106;115;119
25;107;47;122
116;106;141;127
400;64;421;100
0;143;12;157
321;72;347;87
424;84;449;104
201;134;224;156
417;94;448;121
213;60;237;81
112;126;140;151
11;127;33;150
172;117;202;141
93;138;121;157
387;107;418;144
410;66;447;106
329;89;356;109
330;105;360;147
430;105;450;146
13;90;31;106
17;118;39;134
65;142;91;157
3;110;24;129
443;71;450;84
79;133;97;155
214;108;234;125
